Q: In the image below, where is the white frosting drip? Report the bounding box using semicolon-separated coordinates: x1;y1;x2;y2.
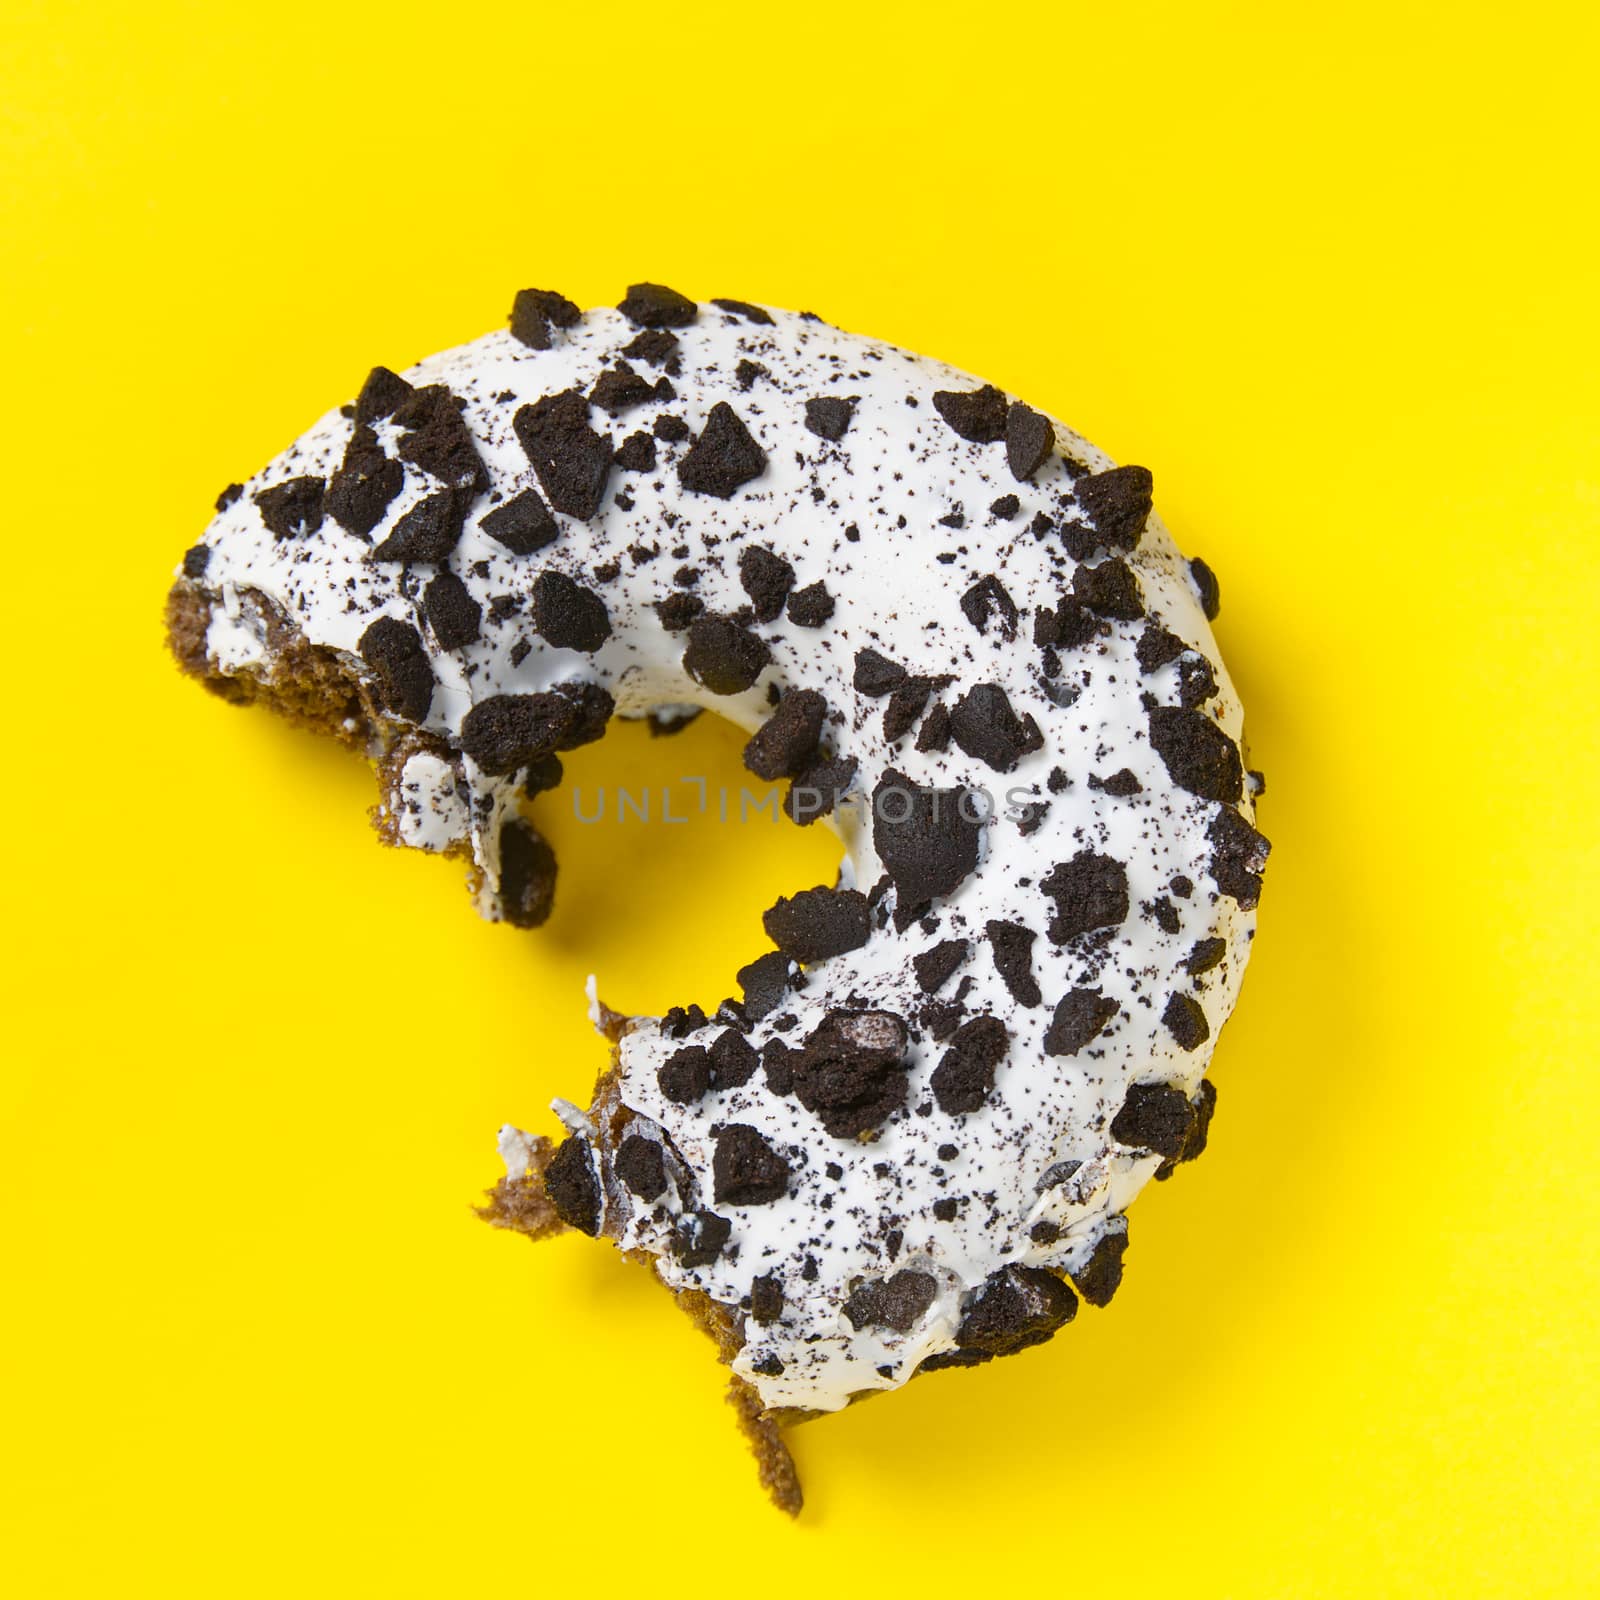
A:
178;298;1264;1414
393;753;468;852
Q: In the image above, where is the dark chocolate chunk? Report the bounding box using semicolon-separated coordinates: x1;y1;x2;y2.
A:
1005;403;1054;481
1073;558;1144;620
326;427;405;536
738;544;795;621
762;1038;796;1096
743;689;826;780
930;1015;1010;1115
358;616;434;723
948;683;1044;773
1092;768;1143;797
423;570;482;649
1033;598;1101;650
784;755;859;825
787;580;835;627
458;691;592;774
658;1045;713;1104
1136;623;1186;672
661;1004;709;1039
711;297;774;324
985;920;1041;1007
513;390;613;519
873;769;983;907
1177;653;1218;708
683;614;770;694
353;365;414;426
804;395;857;441
1148;705;1243;802
624;328;680;366
1147;896;1181;933
953;1264;1077;1356
543;1136;600;1235
371;489;466;563
509;287;581;350
671;1209;731;1267
932;384;1009;443
618;282;697;328
588;362;657;416
1043;988;1119;1056
523;753;564;796
1070;1224;1129;1307
678;402;767;498
709;1028;760;1089
655;591;704;632
713;1125;792;1206
763;887;871;963
1041;850;1129;943
882;680;932;743
914;938;969;995
254;475;324;538
530;569;611;652
792;1010;910;1138
749;1273;785;1323
1111;1082;1193;1159
1189;556;1221;619
497;818;557;927
1186;936;1228;975
737;951;794;1022
960;575;1019;639
1162;991;1210;1051
843;1270;939;1333
1208;805;1270;908
392;384;488;492
1170;1078;1218;1171
181;544;210;578
615;1134;667;1202
479;488;560;556
615;431;657;472
915;702;952;753
550;680;614;748
853;648;907;697
1071;464;1153;553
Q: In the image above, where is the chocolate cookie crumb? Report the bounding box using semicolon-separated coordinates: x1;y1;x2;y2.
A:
933;384;1009;443
804;396;857;441
714;1125;793;1206
424;570;482;649
763;887;872;963
986;920;1041;1007
1043;988;1119;1056
618;282;698;328
683;614;771;694
787;580;835;627
1005;403;1054;481
543;1136;600;1235
358;616;434;723
479;488;561;555
679;402;767;498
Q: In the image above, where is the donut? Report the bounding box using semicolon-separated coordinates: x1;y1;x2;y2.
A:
167;283;1269;1511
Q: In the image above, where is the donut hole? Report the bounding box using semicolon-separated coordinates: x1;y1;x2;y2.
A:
522;708;842;1016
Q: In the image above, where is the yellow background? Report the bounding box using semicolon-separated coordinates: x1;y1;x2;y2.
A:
3;2;1597;1593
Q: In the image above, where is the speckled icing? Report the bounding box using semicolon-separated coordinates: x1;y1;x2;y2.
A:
174;293;1267;1414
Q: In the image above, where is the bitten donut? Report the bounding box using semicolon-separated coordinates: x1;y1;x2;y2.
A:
167;283;1269;1512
